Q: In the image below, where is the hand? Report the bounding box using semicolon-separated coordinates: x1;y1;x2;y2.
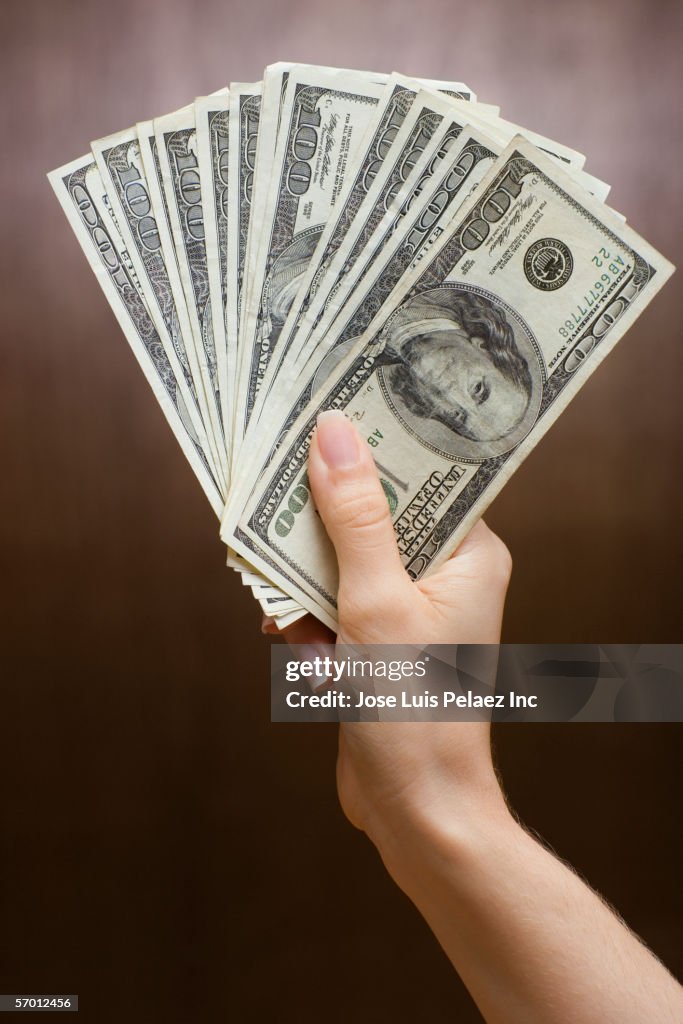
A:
263;410;513;855
263;413;683;1024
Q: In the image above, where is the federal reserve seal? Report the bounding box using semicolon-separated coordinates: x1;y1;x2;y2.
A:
524;238;573;291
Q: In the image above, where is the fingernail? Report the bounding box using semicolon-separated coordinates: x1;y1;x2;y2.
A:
261;615;276;634
316;410;359;469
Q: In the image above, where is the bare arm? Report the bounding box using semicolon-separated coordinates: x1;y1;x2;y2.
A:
367;777;682;1024
269;410;683;1023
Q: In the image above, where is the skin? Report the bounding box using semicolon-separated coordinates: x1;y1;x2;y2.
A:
263;410;683;1024
396;328;529;441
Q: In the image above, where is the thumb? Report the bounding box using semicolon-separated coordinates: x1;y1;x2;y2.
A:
308;410;407;598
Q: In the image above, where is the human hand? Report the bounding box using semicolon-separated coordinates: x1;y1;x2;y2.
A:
263;412;683;1024
263;410;513;860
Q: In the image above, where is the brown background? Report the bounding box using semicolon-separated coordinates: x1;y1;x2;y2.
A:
1;0;682;1020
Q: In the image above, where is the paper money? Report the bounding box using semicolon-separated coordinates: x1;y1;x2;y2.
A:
90;126;224;482
222;116;500;521
232;117;501;507
227;139;673;629
135;118;227;487
226;82;262;438
250;80;476;416
195;93;233;444
233;67;387;441
49;62;673;629
48;156;223;516
155;104;229;484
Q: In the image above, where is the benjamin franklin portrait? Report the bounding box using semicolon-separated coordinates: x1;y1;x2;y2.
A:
258;226;324;347
378;286;542;461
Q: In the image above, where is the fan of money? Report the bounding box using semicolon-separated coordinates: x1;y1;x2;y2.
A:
49;62;674;632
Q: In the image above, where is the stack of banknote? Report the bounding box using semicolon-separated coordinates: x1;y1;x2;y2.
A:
49;62;674;631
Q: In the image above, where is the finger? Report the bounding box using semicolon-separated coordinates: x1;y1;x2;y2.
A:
437;518;512;584
308;411;406;596
447;518;497;559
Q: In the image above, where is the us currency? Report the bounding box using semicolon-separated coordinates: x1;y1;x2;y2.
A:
232;67;387;443
234;66;474;429
287;104;611;386
48;156;224;518
155;104;229;485
236;63;294;337
250;77;483;419
227;545;281;597
227;139;673;629
242;98;487;465
298;124;502;379
226;82;262;431
424;93;611;201
235;63;302;411
295;129;610;363
274;89;474;377
394;79;585;171
135;117;226;485
253;85;604;418
195;92;232;442
235;66;475;445
235;64;370;374
90;126;224;485
271;607;307;630
193;105;278;619
254;589;301;614
222;83;283;592
223;123;500;527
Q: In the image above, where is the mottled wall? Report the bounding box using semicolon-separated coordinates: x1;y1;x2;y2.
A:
1;1;681;1020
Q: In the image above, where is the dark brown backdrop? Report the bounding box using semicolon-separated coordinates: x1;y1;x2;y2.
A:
1;1;681;1020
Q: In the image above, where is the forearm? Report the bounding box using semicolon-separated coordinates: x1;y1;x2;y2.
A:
372;794;683;1024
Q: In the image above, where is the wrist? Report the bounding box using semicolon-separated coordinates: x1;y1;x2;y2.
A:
367;774;517;896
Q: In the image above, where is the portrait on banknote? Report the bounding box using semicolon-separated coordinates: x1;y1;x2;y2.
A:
259;226;324;345
377;285;542;460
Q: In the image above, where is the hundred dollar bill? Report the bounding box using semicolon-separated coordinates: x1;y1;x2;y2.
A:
234;66;474;424
271;607;307;630
224;123;500;524
136;118;226;484
299;125;502;380
233;67;387;442
195;92;232;442
235;66;476;446
234;64;380;454
389;77;585;171
389;77;609;201
235;63;309;416
48;156;223;517
234;64;372;363
451;106;609;201
90;126;224;486
276;89;474;377
224;82;285;590
254;589;301;614
243;103;490;461
226;82;262;426
155;104;229;484
251;78;483;416
226;139;674;629
237;64;294;335
254;89;604;420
